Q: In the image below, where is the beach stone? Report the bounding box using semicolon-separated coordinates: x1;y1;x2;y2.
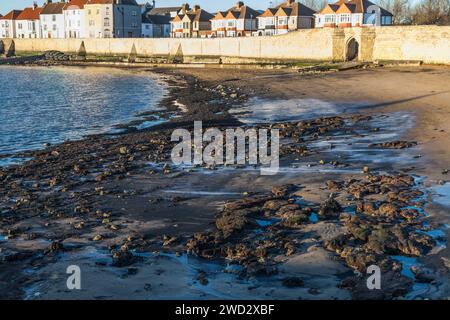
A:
369;141;417;149
318;196;342;220
263;199;289;211
93;235;103;241
378;203;399;217
119;147;129;155
271;184;296;197
112;248;141;267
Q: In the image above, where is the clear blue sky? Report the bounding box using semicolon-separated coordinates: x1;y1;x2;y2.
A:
0;0;420;15
1;0;311;15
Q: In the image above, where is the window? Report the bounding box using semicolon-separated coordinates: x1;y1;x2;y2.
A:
97;9;100;15
324;15;335;23
53;24;57;31
52;15;56;22
132;11;137;16
227;20;235;27
278;17;287;25
104;18;110;27
340;14;351;23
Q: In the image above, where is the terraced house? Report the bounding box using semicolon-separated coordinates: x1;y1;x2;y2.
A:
210;2;259;37
171;4;213;38
64;0;88;38
0;10;22;39
256;0;315;36
85;0;141;38
16;4;43;39
315;0;393;28
40;1;66;39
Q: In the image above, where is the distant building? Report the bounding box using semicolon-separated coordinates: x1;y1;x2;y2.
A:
40;1;66;39
171;4;214;38
148;6;182;18
85;0;141;38
210;1;259;37
16;4;42;39
315;0;393;28
142;14;171;38
0;10;23;38
64;0;88;39
141;1;174;38
257;0;315;36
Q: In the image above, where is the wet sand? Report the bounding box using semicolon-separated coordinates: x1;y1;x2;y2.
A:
0;64;449;300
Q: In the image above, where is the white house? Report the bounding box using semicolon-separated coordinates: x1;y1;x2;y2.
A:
40;1;67;39
64;0;88;38
15;5;43;39
210;2;259;37
315;0;393;28
0;10;22;38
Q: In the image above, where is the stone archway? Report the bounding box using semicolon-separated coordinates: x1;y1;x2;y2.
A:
346;38;359;61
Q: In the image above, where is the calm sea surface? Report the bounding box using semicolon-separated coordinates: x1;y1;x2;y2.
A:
0;66;165;165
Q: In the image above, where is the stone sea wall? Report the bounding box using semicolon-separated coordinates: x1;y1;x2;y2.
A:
2;25;450;64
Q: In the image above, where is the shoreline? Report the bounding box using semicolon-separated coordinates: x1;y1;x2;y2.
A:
0;63;449;300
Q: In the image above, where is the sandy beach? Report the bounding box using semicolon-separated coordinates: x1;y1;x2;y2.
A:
0;63;449;300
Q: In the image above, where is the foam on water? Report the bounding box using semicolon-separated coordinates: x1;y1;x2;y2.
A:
230;98;365;124
163;190;242;196
431;183;450;208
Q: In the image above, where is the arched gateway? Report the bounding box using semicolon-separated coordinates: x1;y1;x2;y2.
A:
346;38;359;61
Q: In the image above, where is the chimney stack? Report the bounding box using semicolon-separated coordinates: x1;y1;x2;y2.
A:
236;1;244;9
181;3;190;14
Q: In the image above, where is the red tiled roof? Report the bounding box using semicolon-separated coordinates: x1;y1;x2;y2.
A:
41;2;66;15
16;7;43;20
0;10;23;20
86;0;113;4
64;0;89;10
86;0;138;4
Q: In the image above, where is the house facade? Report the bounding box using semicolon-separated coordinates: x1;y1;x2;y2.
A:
16;5;42;39
40;1;66;39
0;10;22;39
112;0;141;38
210;2;259;37
85;0;113;38
85;0;141;38
64;0;88;39
142;14;171;38
171;5;213;38
257;0;315;36
315;0;393;28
